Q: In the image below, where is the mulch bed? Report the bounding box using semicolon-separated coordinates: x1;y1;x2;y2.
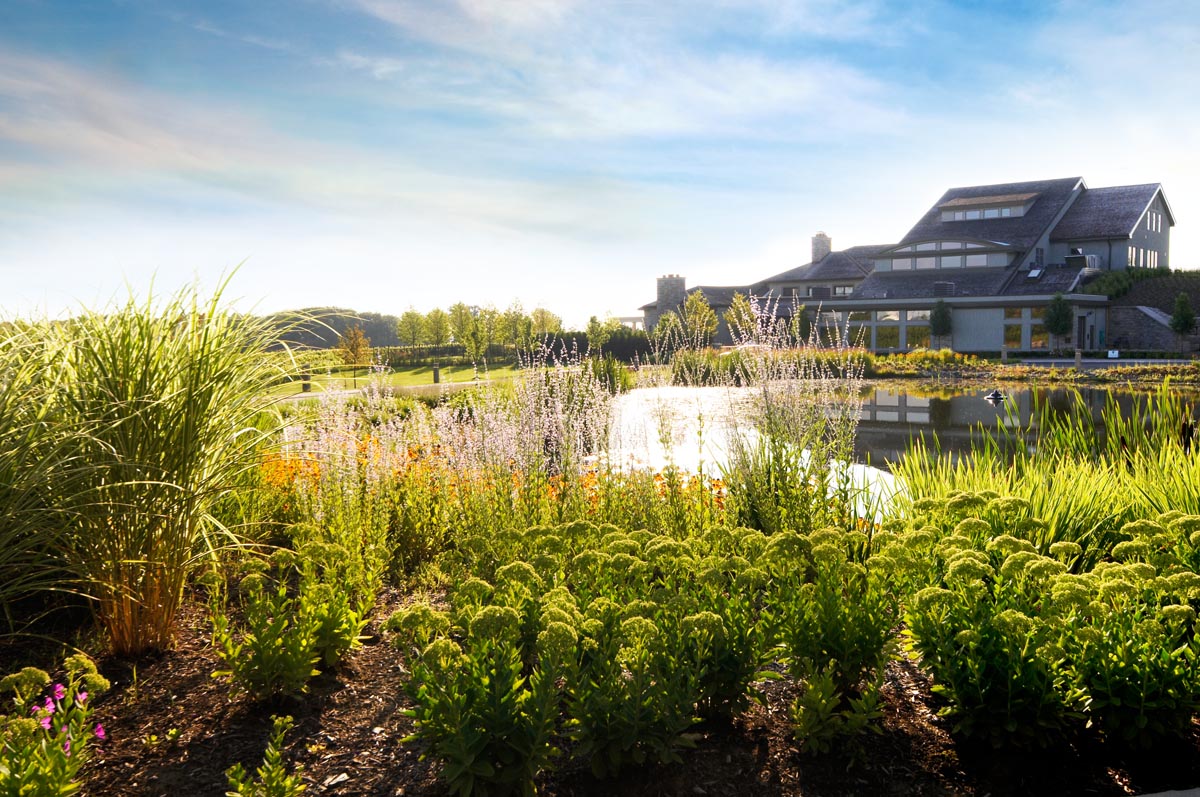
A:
35;594;1199;796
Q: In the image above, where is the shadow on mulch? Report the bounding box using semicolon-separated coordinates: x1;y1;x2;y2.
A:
78;598;1200;797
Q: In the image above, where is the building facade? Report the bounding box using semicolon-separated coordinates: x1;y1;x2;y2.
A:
641;177;1176;352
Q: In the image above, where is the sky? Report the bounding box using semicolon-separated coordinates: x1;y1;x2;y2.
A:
1;0;1197;327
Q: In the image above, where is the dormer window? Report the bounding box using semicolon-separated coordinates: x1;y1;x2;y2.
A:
939;192;1038;222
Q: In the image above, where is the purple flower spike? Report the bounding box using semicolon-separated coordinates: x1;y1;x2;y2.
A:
94;723;106;740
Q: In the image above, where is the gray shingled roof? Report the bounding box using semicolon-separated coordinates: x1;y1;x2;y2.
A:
1001;265;1082;296
895;177;1082;251
691;285;743;308
1050;184;1164;241
854;265;1085;300
758;244;892;286
853;268;1012;300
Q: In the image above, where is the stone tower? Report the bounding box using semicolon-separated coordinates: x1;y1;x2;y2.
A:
812;231;832;263
650;274;686;330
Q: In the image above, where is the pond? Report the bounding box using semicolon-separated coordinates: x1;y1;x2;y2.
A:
609;383;1200;509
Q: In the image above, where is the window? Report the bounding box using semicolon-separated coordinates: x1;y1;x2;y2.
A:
1004;324;1023;349
965;243;986;249
916;257;936;270
875;326;900;349
895;246;915;253
984;208;999;219
892;258;913;270
941;241;963;250
906;326;931;349
1128;247;1136;268
1029;325;1048;349
1035;248;1044;266
907;309;931;321
916;242;937;251
876;310;900;322
965;210;981;220
1005;307;1023;320
848;311;870;321
1001;207;1012;217
941;255;963;268
1030;307;1045;320
966;254;988;267
834;285;853;296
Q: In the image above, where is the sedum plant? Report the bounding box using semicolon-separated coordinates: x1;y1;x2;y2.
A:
225;714;306;796
0;655;111;796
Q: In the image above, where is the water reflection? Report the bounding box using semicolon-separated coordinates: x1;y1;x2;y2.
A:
854;385;1200;469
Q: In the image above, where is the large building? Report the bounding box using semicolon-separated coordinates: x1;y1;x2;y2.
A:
641;177;1177;352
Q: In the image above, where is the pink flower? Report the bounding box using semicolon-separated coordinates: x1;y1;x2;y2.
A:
94;723;106;740
76;691;88;705
39;715;52;731
63;739;71;756
42;696;55;714
52;684;66;701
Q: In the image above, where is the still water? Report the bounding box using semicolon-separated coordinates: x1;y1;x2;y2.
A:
609;383;1198;478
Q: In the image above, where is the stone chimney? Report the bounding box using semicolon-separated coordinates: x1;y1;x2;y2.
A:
649;274;687;331
812;231;832;263
657;274;686;312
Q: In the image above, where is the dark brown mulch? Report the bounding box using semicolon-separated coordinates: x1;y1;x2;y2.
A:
71;599;1200;797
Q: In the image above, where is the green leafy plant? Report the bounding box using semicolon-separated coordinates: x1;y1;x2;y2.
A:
404;606;564;796
0;655;111;796
212;583;321;699
226;715;306;796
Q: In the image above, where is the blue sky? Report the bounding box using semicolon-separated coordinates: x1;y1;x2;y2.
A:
1;0;1196;326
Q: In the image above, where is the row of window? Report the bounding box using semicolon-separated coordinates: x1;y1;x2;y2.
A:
1148;211;1164;233
889;252;1009;270
1128;247;1160;268
892;241;988;253
940;205;1026;222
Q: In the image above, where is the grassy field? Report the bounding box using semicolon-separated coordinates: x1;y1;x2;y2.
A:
266;362;522;398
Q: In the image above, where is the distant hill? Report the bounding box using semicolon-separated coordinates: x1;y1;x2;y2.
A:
265;307;401;349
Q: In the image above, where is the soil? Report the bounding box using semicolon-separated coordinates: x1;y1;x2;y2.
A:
31;594;1199;797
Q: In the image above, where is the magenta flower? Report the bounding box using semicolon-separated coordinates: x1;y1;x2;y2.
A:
94;723;106;740
76;691;88;705
39;714;52;731
63;739;71;756
52;683;66;701
41;697;55;714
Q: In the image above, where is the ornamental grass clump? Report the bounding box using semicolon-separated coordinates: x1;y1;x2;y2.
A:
55;284;295;656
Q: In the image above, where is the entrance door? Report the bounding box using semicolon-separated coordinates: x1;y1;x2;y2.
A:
1076;316;1086;350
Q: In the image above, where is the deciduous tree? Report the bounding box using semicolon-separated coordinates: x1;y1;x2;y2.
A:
425;308;450;347
337;325;370;366
724;292;756;343
398;308;426;348
680;291;718;349
1170;292;1196;352
930;300;953;349
1044;293;1073;353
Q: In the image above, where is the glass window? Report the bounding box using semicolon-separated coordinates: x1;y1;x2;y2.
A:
875;326;900;349
895;246;914;253
908;309;931;321
1029;325;1048;349
847;325;868;346
876;310;900;322
940;241;963;250
984;208;1000;219
1004;324;1023;349
906;325;930;349
965;243;986;249
1001;207;1012;217
965;210;981;220
965;254;988;267
941;255;963;268
834;285;853;296
1030;307;1045;320
1005;307;1023;320
892;258;913;270
916;242;937;251
988;252;1010;267
953;211;966;221
849;311;870;321
916;257;936;270
1128;247;1136;267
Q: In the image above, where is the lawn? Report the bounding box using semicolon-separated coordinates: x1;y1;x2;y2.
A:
265;362;522;398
